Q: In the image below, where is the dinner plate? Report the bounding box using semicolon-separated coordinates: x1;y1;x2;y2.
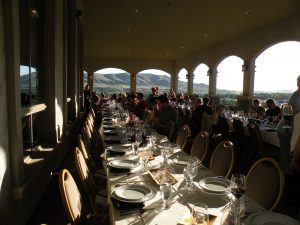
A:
103;130;118;135
103;125;117;130
108;159;139;169
112;184;157;203
106;146;130;152
199;177;231;193
172;155;198;165
245;212;300;225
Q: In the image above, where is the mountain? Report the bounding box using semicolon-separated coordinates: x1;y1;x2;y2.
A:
93;72;208;94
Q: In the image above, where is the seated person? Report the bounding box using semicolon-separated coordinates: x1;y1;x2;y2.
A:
265;98;281;120
189;97;213;138
133;92;147;119
250;98;265;118
212;105;229;139
146;87;158;109
151;95;178;135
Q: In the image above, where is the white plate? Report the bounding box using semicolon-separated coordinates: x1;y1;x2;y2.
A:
199;177;230;193
172;155;198;165
108;159;138;169
112;184;157;203
103;130;118;135
245;212;300;225
106;146;130;153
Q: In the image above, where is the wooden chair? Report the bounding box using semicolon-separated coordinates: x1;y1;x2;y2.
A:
74;147;108;214
175;124;190;150
190;131;209;162
59;169;108;225
209;140;235;178
246;157;285;211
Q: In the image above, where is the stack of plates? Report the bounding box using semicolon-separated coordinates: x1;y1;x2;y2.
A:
245;212;300;225
112;184;157;203
172;155;199;166
199;177;231;194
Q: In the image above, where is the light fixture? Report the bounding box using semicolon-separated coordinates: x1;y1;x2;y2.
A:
242;61;248;72
30;8;39;18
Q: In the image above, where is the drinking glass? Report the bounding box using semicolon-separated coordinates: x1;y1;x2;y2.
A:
183;167;192;189
160;183;172;209
160;164;175;184
282;104;293;128
187;161;198;190
139;149;150;171
230;173;246;221
192;203;209;225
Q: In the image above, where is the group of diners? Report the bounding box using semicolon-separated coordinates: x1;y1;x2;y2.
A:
83;84;300;176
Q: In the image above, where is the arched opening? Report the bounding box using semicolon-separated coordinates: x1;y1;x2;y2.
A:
20;65;39;106
254;41;300;106
178;68;188;94
193;63;209;95
216;56;244;106
93;68;130;96
137;69;170;98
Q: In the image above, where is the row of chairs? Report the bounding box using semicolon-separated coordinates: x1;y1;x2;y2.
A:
182;127;285;211
59;109;110;225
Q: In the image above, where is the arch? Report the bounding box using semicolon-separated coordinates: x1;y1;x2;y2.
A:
136;69;171;95
93;67;130;95
216;55;244;106
193;63;209;95
178;68;188;94
254;41;300;102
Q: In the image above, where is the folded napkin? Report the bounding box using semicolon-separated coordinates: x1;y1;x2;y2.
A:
107;165;131;173
110;197;144;214
104;138;121;144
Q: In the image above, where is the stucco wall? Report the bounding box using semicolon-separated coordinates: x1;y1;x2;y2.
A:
0;0;13;222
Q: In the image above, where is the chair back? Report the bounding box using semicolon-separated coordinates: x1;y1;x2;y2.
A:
209;140;235;178
175;124;190;150
59;169;84;225
247;123;263;152
232;117;244;136
190;131;209;162
78;134;90;160
246;157;284;211
74;147;98;211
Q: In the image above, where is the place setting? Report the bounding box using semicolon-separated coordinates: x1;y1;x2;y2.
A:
110;183;157;216
107;158;141;173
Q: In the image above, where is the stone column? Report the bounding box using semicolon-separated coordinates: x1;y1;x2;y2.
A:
187;71;193;95
130;72;136;92
87;71;94;91
208;67;217;95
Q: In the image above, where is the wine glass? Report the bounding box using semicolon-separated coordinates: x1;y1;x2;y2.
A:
192;203;209;225
230;173;246;221
160;183;172;209
282;104;293;128
186;161;198;191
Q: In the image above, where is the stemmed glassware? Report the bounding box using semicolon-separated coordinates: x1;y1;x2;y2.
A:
282;104;293;128
139;148;151;171
187;161;198;191
230;173;246;222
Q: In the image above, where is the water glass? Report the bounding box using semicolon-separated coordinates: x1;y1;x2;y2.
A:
139;149;150;171
183;167;192;188
192;203;209;225
160;183;172;209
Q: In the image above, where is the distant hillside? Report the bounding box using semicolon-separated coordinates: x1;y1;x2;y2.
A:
93;72;208;94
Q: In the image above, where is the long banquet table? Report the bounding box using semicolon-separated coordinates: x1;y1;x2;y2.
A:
100;119;265;225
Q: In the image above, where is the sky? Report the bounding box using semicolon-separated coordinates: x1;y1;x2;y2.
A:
22;41;300;92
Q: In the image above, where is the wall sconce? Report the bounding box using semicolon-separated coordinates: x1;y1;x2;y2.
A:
207;69;212;76
242;61;248;72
